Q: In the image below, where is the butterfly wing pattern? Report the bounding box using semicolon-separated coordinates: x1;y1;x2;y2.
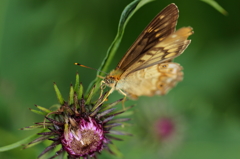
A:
104;3;193;99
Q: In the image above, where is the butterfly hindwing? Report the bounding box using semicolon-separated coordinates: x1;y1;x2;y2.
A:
116;62;183;99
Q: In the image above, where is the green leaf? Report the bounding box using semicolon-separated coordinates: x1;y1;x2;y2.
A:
0;129;45;152
85;85;95;105
100;98;124;112
35;105;52;114
29;108;47;116
118;110;134;117
68;84;74;105
22;140;41;149
53;82;64;105
49;104;61;110
20;125;45;130
201;0;228;15
87;0;155;94
105;105;134;120
78;82;83;99
74;72;80;93
108;143;123;158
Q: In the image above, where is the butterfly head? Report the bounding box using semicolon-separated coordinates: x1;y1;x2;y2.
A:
103;69;123;88
103;76;117;88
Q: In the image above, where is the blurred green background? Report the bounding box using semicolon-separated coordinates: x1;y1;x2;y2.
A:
1;0;240;159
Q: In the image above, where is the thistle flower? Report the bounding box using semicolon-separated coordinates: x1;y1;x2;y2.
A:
154;117;175;139
22;73;132;159
134;98;185;158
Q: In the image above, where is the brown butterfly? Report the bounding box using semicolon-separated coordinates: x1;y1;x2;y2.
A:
103;3;193;99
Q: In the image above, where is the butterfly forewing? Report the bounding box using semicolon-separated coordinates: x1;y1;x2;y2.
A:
126;27;192;74
116;3;179;72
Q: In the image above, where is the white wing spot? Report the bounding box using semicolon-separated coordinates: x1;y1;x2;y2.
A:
159;15;165;19
155;90;161;95
155;33;161;37
171;34;177;38
164;23;168;26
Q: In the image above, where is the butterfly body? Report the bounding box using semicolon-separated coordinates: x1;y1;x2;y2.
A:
103;3;193;99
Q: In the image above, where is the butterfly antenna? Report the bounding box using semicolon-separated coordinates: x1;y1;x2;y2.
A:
74;63;108;75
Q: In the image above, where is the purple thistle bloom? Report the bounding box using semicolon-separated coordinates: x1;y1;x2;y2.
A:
155;117;175;139
61;117;106;158
23;74;132;159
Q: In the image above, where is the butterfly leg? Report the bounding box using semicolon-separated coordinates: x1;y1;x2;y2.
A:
99;80;106;99
117;89;127;110
95;81;115;108
99;87;115;107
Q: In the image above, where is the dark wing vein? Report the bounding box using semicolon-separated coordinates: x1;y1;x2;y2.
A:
128;27;193;74
133;40;191;73
116;3;179;72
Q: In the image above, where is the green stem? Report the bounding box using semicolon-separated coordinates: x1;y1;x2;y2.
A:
0;0;9;77
86;0;154;95
0;129;45;152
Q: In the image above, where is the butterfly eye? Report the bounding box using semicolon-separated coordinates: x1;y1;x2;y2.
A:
162;64;167;68
104;78;110;84
159;84;164;88
104;76;116;85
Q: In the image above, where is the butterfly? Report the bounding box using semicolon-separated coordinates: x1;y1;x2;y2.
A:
103;3;193;99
